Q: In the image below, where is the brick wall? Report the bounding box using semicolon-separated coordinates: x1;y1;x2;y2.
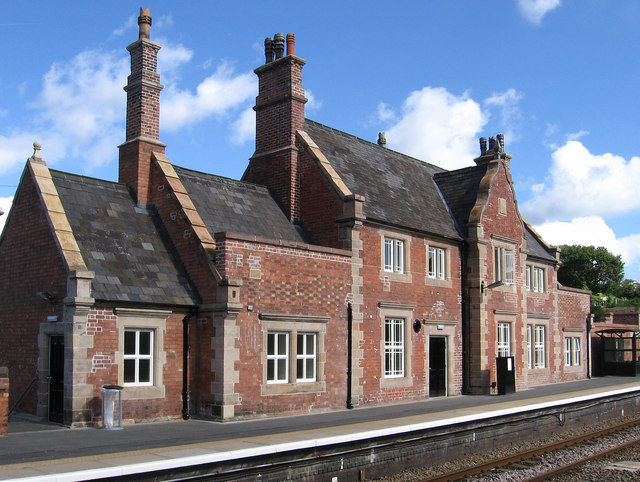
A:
0;169;67;416
357;224;464;404
0;367;8;435
211;233;352;417
84;308;186;424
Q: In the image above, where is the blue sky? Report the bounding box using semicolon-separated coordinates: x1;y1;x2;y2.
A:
2;1;640;282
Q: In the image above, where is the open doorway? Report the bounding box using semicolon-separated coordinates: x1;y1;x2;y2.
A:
429;336;447;397
49;336;64;423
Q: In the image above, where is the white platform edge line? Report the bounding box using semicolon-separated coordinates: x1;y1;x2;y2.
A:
8;384;640;481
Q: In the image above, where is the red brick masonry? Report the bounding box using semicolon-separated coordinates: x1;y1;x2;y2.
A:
0;367;9;435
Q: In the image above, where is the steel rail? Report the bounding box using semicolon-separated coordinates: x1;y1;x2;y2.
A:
423;417;640;482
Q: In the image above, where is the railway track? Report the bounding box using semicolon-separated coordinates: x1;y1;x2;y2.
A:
422;418;640;481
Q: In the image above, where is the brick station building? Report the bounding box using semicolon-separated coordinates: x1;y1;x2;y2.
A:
0;10;590;426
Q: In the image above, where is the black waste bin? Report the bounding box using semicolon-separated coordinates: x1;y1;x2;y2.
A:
496;356;515;395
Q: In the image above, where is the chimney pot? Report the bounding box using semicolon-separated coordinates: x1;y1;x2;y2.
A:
377;132;386;147
497;134;504;151
138;7;152;40
286;33;295;56
264;37;274;63
479;137;487;155
273;33;285;59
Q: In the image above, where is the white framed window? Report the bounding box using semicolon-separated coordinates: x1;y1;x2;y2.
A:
533;267;545;292
527;325;533;369
296;333;316;382
573;337;581;366
384;238;404;273
428;247;446;279
124;329;153;386
267;332;289;383
564;337;572;366
495;247;515;285
497;322;511;357
384;318;405;377
565;337;582;366
534;325;546;368
525;265;531;291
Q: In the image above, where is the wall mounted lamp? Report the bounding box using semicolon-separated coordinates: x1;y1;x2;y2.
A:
481;280;505;294
36;291;57;304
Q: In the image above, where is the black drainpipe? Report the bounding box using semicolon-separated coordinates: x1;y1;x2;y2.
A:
182;306;198;420
347;302;353;409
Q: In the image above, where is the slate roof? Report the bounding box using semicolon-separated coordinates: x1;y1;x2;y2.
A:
524;226;557;262
435;166;556;263
174;166;306;243
51;171;198;306
433;165;488;237
304;120;462;241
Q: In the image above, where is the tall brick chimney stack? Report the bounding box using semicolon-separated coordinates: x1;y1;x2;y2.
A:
243;33;307;223
118;7;166;206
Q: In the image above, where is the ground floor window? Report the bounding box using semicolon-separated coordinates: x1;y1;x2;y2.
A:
497;322;511;357
534;325;546;368
267;332;290;383
385;318;405;377
296;333;317;382
565;336;582;366
123;329;154;386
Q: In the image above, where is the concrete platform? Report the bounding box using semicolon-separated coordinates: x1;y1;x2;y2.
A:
1;376;639;481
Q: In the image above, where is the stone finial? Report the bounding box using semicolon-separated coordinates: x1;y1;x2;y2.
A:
497;134;505;151
479;137;487;155
377;132;387;147
264;37;274;63
273;33;285;59
286;33;295;56
30;141;43;162
138;7;152;40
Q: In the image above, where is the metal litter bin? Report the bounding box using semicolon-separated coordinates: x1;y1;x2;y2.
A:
101;385;123;429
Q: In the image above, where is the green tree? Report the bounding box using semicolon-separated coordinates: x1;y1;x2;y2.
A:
557;245;624;294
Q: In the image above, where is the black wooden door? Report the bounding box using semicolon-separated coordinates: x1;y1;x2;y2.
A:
429;337;447;397
49;336;64;423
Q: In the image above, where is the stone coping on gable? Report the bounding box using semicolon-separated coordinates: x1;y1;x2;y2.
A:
214;231;352;258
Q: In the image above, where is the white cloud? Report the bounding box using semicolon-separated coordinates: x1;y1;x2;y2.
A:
383;87;487;169
161;63;255;132
0;196;13;235
375;102;396;123
158;42;194;84
230;107;255;145
305;89;322;111
534;216;640;280
521;141;640;224
516;0;562;25
484;88;524;143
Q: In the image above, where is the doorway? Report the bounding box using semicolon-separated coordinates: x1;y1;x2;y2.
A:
49;336;64;423
429;336;447;397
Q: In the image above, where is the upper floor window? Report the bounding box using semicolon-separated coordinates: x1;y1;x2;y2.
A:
526;265;545;292
384;238;404;273
495;247;515;285
124;329;154;386
428;247;446;279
